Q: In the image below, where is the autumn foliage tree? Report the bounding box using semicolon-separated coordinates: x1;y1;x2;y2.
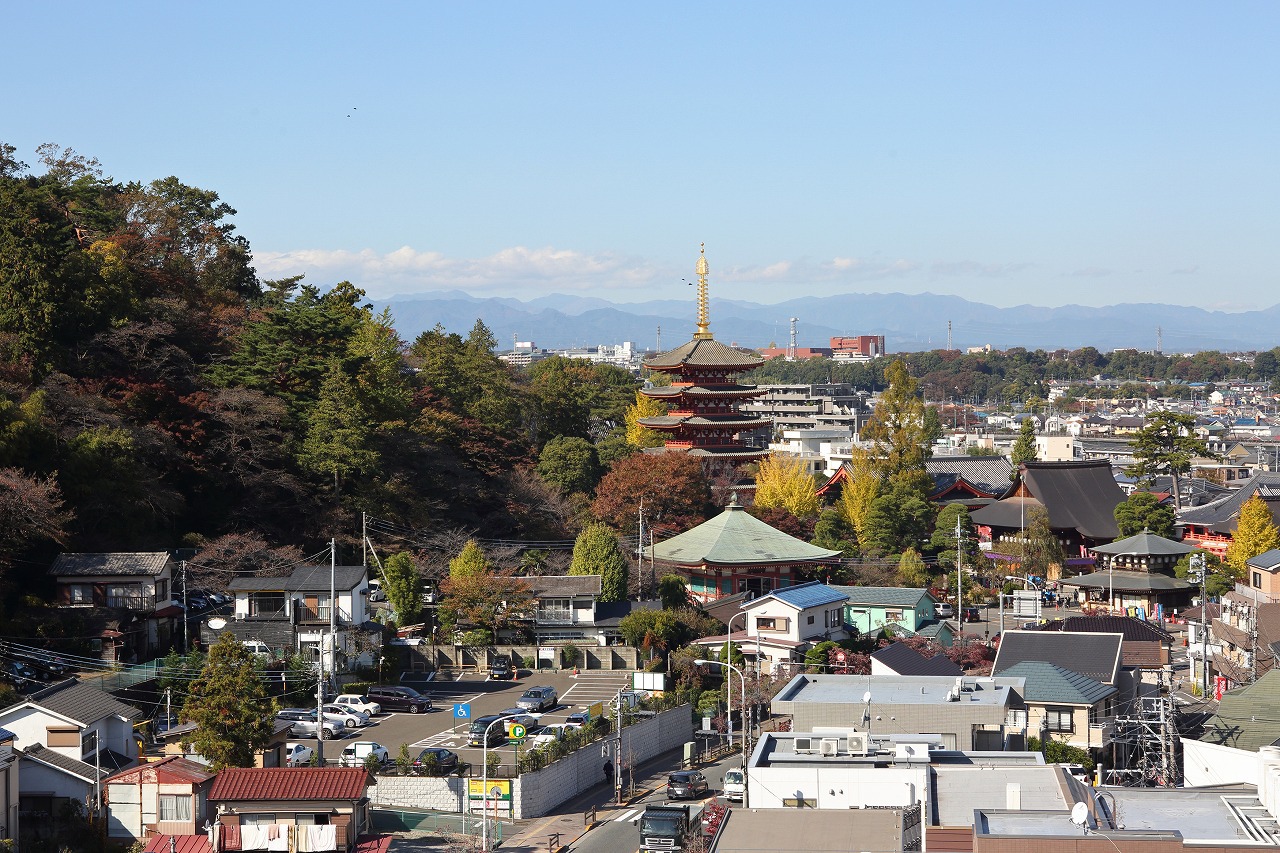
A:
591;452;711;535
753;454;819;518
1226;495;1280;578
624;391;667;449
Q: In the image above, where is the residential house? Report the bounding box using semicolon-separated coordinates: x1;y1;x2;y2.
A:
48;552;182;663
691;581;849;673
869;641;962;677
103;755;214;841
1245;549;1280;602
1210;589;1280;690
771;673;1029;751
0;678;142;771
831;586;940;637
992;630;1130;753
1038;615;1174;677
0;727;18;845
159;719;295;769
18;744;106;846
515;575;602;645
209;767;375;853
205;565;376;672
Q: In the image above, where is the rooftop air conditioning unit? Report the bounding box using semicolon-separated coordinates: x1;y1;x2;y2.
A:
820;738;840;756
794;737;814;754
846;732;869;756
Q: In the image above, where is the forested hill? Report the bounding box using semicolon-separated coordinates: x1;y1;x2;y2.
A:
0;146;638;591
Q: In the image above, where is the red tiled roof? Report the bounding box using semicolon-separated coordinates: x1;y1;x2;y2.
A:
144;836;212;853
209;767;372;802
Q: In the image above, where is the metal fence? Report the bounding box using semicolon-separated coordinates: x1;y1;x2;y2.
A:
370;808;507;842
83;658;164;692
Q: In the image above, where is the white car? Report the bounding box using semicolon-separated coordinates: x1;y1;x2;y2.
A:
322;704;370;728
340;741;390;768
284;742;314;767
332;694;382;716
935;603;955;619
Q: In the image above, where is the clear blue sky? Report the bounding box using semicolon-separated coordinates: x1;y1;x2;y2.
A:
8;2;1279;310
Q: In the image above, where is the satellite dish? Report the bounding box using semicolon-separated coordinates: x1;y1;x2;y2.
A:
862;691;872;705
1071;801;1089;831
207;617;227;630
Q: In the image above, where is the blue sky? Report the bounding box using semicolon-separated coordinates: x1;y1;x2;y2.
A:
8;2;1279;310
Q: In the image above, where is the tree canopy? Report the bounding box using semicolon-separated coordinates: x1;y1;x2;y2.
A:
1114;492;1176;539
568;522;629;602
1124;411;1211;512
181;634;277;771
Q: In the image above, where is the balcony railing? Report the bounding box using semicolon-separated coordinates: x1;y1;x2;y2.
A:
536;608;577;626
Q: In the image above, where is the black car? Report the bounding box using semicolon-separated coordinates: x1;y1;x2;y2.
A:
412;747;463;776
366;685;433;714
489;655;514;680
468;715;509;747
961;606;981;623
666;770;709;800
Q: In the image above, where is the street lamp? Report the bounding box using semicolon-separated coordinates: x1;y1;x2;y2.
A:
725;607;753;748
695;659;749;807
481;712;520;853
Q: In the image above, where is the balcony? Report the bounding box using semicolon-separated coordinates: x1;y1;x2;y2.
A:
536;608;578;626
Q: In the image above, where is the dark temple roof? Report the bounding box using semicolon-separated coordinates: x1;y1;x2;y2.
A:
971;460;1125;540
643;338;764;370
1179;472;1280;534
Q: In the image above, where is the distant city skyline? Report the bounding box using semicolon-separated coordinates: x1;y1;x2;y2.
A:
8;3;1279;311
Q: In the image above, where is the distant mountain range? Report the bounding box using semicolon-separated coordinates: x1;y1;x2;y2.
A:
373;290;1280;354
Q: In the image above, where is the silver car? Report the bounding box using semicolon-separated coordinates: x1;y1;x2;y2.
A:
516;686;558;712
322;704;370;728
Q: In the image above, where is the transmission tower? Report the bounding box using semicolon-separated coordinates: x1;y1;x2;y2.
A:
947;320;953;352
787;317;797;361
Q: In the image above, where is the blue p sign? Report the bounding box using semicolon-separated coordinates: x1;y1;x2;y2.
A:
453;703;471;720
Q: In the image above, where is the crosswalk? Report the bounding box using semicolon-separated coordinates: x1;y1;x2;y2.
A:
613;807;644;823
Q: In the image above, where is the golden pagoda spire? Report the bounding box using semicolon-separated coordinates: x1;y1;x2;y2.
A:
694;243;712;340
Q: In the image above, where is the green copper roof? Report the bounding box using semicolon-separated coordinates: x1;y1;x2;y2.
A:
1091;530;1196;557
647;501;843;567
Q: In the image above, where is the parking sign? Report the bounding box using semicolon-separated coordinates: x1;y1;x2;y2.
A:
453;703;471;720
509;723;527;741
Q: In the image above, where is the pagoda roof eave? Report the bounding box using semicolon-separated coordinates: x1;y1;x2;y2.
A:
643;337;764;370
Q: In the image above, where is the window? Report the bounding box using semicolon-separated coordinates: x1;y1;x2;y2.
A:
159;794;192;822
47;727;79;748
884;609;903;622
1005;709;1028;729
155;579;167;602
1254;572;1264;589
107;584;145;609
810;614;817;626
68;584;92;605
1044;707;1074;733
782;797;817;808
756;617;777;631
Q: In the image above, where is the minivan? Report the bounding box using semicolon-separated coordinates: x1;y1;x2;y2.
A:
516;685;558;712
468;715;508;747
366;685;433;714
723;768;745;802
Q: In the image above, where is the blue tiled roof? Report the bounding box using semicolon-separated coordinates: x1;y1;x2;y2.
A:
998;661;1116;706
0;727;14;742
756;581;848;610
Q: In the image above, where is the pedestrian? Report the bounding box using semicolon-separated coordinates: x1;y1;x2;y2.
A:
603;760;613;786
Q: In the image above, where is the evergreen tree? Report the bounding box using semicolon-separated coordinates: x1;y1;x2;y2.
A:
181;633;277;771
382;551;423;626
1226;495;1280;578
931;504;979;570
449;540;492;580
1009;417;1038;474
1020;506;1063;580
1114;492;1176;538
568;522;629;602
658;574;690;610
297;361;378;490
753;453;820;518
536;435;601;495
860;359;940;496
898;547;931;588
1124;411;1211;512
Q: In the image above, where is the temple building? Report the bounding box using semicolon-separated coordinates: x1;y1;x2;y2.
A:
647;496;844;602
638;246;769;461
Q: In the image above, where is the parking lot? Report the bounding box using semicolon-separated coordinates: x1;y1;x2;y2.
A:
295;668;635;770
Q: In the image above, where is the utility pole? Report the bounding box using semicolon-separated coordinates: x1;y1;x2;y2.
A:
181;560;189;652
955;514;964;629
637;498;645;597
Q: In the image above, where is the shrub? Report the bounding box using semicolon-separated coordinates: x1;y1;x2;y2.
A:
561;643;581;669
343;681;373;695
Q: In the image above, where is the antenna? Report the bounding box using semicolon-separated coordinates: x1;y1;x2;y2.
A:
1071;801;1090;834
947;320;953;352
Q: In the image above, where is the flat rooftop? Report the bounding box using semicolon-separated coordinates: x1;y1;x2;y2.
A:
713;806;904;853
773;673;1025;710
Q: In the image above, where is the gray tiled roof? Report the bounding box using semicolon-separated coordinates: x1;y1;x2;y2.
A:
21;742;108;783
870;641;962;676
972;461;1125;540
1059;570;1193;593
17;678;144;725
49;552;170;577
992;630;1123;685
229;565;366;592
526;575;601;597
643;337;764;369
1091;531;1195;557
926;456;1014;496
997;661;1116;706
1179;472;1280;532
831;586;933;608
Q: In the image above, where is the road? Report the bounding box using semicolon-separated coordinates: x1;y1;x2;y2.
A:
565;752;740;853
297;669;635;769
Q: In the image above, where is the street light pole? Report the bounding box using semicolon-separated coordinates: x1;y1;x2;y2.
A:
696;659;749;807
725;610;750;750
481;712;519;853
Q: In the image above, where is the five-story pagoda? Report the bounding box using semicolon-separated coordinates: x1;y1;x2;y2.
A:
639;246;769;460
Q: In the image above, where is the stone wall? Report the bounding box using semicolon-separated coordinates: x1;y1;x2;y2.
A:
512;704;694;819
401;644;642;672
368;775;466;812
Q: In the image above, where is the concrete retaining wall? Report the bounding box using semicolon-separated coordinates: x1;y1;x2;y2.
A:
399;644;642;672
513;704;694;819
369;775;466;811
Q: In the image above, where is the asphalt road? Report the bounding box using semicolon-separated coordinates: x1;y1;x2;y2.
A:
296;669;635;769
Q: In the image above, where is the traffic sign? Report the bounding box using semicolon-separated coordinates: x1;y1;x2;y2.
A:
509;723;527;741
453;703;471;720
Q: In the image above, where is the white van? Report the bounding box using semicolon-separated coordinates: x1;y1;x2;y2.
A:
723;768;745;802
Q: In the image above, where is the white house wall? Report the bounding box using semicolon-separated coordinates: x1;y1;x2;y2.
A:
19;759;91;802
748;764;927;810
1180;738;1259;787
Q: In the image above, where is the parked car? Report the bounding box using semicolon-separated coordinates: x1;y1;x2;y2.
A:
935;603;955;619
10;648;69;680
276;709;340;739
332;694;382;716
723;768;745;802
366;685;433;714
1;661;39;689
284;742;314;767
339;741;390;768
322;704;370;728
489;655;515;680
516;685;558;712
666;770;710;800
468;715;509;747
412;747;462;776
962;606;982;623
495;709;540;735
565;710;592;727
